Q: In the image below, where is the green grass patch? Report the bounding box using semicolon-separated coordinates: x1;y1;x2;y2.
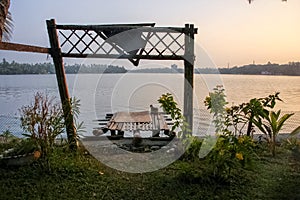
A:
0;146;300;200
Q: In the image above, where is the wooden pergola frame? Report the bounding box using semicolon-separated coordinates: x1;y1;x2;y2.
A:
0;19;197;148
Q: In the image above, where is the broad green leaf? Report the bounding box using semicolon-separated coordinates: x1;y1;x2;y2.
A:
290;126;300;137
269;111;277;131
252;118;268;135
277;113;294;133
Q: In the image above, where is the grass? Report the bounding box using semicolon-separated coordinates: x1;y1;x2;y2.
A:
0;145;300;200
246;150;300;199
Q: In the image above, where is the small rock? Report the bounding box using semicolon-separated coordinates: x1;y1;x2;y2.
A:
93;129;104;136
151;146;160;151
144;146;151;152
167;148;175;153
110;144;118;149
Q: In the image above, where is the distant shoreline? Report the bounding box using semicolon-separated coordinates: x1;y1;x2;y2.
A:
1;59;300;76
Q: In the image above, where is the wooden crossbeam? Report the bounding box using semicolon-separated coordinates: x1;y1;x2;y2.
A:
0;42;49;54
61;53;183;60
55;24;197;35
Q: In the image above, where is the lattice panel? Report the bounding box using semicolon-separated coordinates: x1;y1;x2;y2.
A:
59;29;124;55
57;27;186;60
141;31;184;57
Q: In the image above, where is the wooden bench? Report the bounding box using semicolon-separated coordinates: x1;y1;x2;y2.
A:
97;111;173;137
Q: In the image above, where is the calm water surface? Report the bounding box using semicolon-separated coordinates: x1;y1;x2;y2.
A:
0;74;299;136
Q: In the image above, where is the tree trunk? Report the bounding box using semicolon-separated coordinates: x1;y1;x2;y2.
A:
0;0;10;41
246;118;253;136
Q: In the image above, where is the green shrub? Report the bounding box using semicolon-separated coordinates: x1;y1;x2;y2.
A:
19;92;65;158
205;135;257;179
205;86;294;157
0;130;20;153
1;138;38;157
181;136;203;161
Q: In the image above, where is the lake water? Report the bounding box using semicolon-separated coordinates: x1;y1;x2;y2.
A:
0;73;299;136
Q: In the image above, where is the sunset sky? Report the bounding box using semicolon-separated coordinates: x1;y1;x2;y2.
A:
1;0;299;68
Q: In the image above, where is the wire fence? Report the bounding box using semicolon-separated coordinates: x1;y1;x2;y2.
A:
0;115;24;137
0;111;299;138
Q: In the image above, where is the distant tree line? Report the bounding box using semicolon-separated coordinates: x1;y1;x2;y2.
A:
196;62;300;76
130;62;300;76
218;62;300;76
129;67;183;73
0;59;127;74
1;58;300;76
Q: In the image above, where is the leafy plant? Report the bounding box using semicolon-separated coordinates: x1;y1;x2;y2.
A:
158;93;183;131
289;126;300;137
205;135;257;179
158;93;191;137
19;92;65;158
203;86;294;179
204;86;249;136
70;97;85;137
253;110;293;156
205;87;285;138
204;85;228;134
285;126;300;159
19;93;85;159
240;92;282;136
286;126;300;151
283;137;300;151
205;86;294;157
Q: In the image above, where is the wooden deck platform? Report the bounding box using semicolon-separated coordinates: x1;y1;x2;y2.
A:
94;110;174;137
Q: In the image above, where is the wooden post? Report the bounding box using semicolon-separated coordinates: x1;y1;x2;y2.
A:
46;19;77;150
183;24;195;135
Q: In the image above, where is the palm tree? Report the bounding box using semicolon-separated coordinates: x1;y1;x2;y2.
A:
0;0;13;41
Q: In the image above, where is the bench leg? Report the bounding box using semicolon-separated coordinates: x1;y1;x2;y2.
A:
110;130;116;136
117;130;124;137
152;130;160;137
